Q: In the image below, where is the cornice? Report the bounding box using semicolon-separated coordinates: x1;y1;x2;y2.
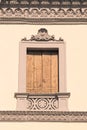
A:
0;7;87;24
14;92;70;98
0;0;87;8
0;111;87;122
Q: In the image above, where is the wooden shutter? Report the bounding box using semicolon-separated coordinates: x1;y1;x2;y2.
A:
26;49;59;94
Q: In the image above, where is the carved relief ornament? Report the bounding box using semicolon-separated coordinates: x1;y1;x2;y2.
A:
30;28;55;41
21;28;64;41
0;7;87;24
22;28;55;41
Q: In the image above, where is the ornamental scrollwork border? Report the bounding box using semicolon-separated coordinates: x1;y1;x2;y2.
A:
0;7;87;24
0;111;87;122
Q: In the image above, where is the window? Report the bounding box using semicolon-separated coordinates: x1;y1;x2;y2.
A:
26;48;59;94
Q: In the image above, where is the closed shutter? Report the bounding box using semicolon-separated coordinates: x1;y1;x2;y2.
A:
26;49;59;94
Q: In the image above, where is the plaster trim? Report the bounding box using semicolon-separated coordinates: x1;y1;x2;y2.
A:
0;111;87;122
18;41;66;93
0;7;87;24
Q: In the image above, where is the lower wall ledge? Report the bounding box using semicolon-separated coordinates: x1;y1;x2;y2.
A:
0;111;87;122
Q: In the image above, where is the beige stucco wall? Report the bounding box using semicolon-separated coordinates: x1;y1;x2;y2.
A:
0;25;87;111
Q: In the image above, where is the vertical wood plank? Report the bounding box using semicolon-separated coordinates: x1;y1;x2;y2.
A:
26;53;34;93
42;52;51;93
33;52;42;93
51;52;58;93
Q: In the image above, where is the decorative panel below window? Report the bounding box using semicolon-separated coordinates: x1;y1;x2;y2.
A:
26;49;59;94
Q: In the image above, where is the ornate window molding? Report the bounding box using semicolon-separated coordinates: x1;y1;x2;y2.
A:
23;28;56;41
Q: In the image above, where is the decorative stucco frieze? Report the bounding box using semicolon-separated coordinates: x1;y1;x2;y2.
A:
0;111;87;122
27;97;59;111
0;7;87;24
0;8;87;18
0;0;87;7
